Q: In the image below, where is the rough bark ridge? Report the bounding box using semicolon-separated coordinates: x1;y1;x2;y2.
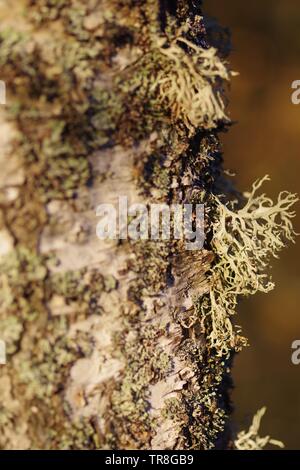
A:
0;0;235;449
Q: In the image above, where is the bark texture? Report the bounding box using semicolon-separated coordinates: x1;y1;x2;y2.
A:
0;0;235;449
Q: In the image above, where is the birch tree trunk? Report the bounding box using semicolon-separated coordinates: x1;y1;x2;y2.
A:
0;0;234;449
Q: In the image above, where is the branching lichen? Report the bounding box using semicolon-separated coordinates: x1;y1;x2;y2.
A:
199;176;298;356
235;407;284;450
154;33;232;132
121;28;232;136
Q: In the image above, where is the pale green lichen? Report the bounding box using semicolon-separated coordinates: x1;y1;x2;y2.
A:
119;28;231;138
235;407;284;450
111;324;173;448
48;269;114;315
0;247;47;323
154;34;231;132
0;317;23;355
199;176;298;356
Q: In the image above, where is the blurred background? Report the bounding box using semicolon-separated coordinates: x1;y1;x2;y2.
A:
204;0;300;449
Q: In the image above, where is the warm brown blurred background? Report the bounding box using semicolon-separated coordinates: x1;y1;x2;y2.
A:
204;0;300;449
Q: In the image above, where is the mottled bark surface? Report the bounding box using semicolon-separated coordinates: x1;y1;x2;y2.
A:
0;0;234;449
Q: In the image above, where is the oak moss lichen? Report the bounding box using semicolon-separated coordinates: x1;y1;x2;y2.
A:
199;176;298;357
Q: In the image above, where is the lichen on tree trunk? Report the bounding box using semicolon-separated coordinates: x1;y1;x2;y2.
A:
0;0;296;451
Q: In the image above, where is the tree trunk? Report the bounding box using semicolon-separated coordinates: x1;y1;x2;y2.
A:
0;0;234;450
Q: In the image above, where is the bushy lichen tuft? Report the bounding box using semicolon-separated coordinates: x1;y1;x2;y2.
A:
235;407;284;450
199;176;298;356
